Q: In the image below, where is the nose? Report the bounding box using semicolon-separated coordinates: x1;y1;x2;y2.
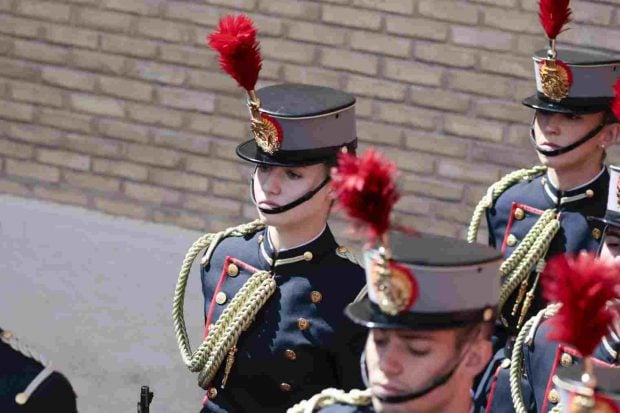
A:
376;341;403;377
541;113;561;136
259;168;281;196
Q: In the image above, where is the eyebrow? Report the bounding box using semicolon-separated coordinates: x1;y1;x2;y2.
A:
393;331;434;340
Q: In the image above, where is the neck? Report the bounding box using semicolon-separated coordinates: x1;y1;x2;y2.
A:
267;221;327;251
438;384;472;413
547;163;603;191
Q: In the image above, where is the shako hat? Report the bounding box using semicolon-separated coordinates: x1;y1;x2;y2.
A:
207;15;357;167
330;148;502;330
523;0;620;115
554;363;620;413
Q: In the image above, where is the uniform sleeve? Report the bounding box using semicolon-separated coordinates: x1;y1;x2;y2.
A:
330;318;367;391
27;371;78;413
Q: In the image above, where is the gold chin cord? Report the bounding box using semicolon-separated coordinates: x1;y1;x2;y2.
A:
172;220;279;389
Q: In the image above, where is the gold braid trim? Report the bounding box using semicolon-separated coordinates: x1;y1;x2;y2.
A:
287;388;372;413
467;166;547;243
172;220;278;388
498;211;560;326
510;305;561;413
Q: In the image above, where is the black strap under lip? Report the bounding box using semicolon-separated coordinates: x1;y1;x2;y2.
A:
250;172;331;215
529;114;608;157
374;353;463;404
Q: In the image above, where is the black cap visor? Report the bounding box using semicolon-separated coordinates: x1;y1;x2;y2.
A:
523;94;612;115
345;298;493;331
236;139;356;167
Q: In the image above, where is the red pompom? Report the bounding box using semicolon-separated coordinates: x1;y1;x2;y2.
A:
542;253;620;357
331;148;400;242
207;14;262;91
612;77;620;122
539;0;572;40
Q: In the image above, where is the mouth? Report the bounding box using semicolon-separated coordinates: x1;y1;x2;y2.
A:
538;141;562;150
258;201;281;208
371;383;410;397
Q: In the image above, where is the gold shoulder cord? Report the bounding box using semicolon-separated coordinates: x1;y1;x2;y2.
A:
172;219;279;389
467;166;560;329
287;388;372;413
509;305;560;413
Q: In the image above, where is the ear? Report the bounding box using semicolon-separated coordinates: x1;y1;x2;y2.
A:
462;338;492;378
600;123;620;149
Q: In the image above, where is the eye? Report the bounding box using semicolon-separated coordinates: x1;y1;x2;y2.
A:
257;164;272;173
537;109;553;118
407;347;430;356
563;113;581;121
286;170;302;179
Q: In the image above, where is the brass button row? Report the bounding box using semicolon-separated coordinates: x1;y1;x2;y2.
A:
506;234;517;247
297;318;310;331
227;263;239;277
560;352;573;367
548;388;559;404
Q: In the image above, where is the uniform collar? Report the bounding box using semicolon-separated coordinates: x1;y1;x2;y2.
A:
259;225;337;268
541;166;607;206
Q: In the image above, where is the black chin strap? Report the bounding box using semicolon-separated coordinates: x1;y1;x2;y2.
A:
529;114;608;157
250;171;331;215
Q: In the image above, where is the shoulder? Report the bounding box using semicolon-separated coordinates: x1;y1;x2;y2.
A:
287;388;372;413
0;329;77;412
494;171;545;207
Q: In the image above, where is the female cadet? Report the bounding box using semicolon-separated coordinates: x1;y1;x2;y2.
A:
172;15;366;412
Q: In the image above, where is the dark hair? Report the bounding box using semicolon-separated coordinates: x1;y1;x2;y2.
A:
453;320;494;351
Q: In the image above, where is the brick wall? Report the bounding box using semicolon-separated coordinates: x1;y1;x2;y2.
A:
1;0;620;243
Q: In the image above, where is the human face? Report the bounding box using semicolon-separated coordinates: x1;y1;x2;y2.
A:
252;163;331;229
599;227;620;265
365;329;467;413
533;110;606;172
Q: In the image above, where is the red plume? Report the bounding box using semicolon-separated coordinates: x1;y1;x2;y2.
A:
612;77;620;121
539;0;572;40
207;14;262;91
331;148;400;242
542;253;620;357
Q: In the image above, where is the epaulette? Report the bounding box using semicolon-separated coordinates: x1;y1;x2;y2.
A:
335;245;359;265
287;388;372;413
1;330;56;406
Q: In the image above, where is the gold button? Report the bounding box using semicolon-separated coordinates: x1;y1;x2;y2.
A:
15;393;27;405
1;330;12;340
280;382;292;392
506;234;517;247
297;318;310;331
303;251;313;261
500;358;511;369
227;263;239;277
216;291;227;305
586;189;594;198
284;349;297;361
548;389;559;404
592;228;602;240
560;352;573;367
207;387;218;399
337;245;348;254
310;291;322;304
514;208;525;220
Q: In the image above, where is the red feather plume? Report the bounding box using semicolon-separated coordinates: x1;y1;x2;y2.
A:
542;253;620;357
612;77;620;122
207;15;262;91
539;0;572;40
331;148;400;242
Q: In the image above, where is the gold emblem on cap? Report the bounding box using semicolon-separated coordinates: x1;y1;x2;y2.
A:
216;291;227;305
370;248;418;316
540;60;571;102
254;115;282;155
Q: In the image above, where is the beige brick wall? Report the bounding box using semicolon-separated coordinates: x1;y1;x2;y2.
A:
1;0;620;242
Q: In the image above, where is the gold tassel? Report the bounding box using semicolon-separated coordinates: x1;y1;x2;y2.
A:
221;345;238;389
511;278;529;316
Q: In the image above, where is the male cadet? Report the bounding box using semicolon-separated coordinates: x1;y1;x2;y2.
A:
469;1;620;409
172;15;366;412
485;166;620;413
0;327;78;412
288;149;503;413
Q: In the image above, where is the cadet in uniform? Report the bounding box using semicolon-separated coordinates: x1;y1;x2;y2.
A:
288;150;503;413
484;166;620;413
470;2;620;409
0;327;77;412
172;15;366;412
